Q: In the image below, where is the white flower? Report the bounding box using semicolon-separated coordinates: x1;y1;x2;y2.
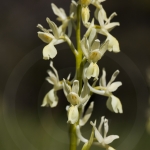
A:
88;69;123;113
63;79;90;106
41;61;62;107
63;79;91;124
81;35;108;79
95;8;120;52
90;116;119;149
96;7;120;32
37;18;65;60
51;1;77;37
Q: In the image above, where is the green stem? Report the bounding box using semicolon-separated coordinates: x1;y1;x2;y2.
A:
76;4;82;94
69;123;77;150
69;4;82;150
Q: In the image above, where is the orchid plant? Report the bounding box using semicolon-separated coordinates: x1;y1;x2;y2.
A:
37;0;123;150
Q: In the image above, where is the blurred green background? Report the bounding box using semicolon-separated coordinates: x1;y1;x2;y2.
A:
1;0;150;149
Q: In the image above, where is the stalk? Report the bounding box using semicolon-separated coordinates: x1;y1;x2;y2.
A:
69;4;82;150
76;4;82;94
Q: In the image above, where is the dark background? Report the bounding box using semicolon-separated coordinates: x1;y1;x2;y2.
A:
1;0;150;150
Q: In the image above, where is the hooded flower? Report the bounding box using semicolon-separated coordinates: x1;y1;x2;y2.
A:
90;116;119;150
37;18;65;60
88;69;123;113
41;61;63;107
63;79;91;124
81;33;108;79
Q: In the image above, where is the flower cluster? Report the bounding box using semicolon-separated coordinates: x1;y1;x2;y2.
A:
38;0;122;149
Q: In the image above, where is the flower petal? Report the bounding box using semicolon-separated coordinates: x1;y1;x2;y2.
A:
98;7;105;26
104;135;119;144
100;68;106;87
46;71;57;84
98;116;105;133
107;70;119;87
86;62;94;79
46;18;60;39
72;80;79;94
67;105;79;124
108;81;122;92
63;79;71;97
99;40;108;56
76;125;88;143
79;102;94;126
88;82;105;95
38;32;54;43
81;38;89;59
81;79;90;99
92;63;99;79
106;33;120;52
50;61;59;79
88;28;97;47
51;3;67;21
104;119;109;138
90;121;103;143
106;12;117;24
105;22;120;32
43;42;57;59
91;39;100;51
41;89;58;107
106;95;123;113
